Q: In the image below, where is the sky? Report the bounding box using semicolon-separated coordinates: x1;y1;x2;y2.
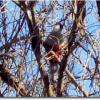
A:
0;0;100;97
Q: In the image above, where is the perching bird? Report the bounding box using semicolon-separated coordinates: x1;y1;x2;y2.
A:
43;22;68;73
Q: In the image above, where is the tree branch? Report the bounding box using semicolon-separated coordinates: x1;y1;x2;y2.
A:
0;64;28;96
57;1;86;96
14;1;50;97
65;66;88;97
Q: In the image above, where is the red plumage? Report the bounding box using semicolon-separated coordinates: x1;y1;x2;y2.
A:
46;43;67;63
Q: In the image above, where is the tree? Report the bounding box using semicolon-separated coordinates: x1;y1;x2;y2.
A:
0;0;100;97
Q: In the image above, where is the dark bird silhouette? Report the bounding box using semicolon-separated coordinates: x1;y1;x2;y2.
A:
43;22;68;74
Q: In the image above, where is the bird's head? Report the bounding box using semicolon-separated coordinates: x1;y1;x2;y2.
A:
53;22;63;32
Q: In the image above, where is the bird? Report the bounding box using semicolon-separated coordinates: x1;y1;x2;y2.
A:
43;22;68;74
